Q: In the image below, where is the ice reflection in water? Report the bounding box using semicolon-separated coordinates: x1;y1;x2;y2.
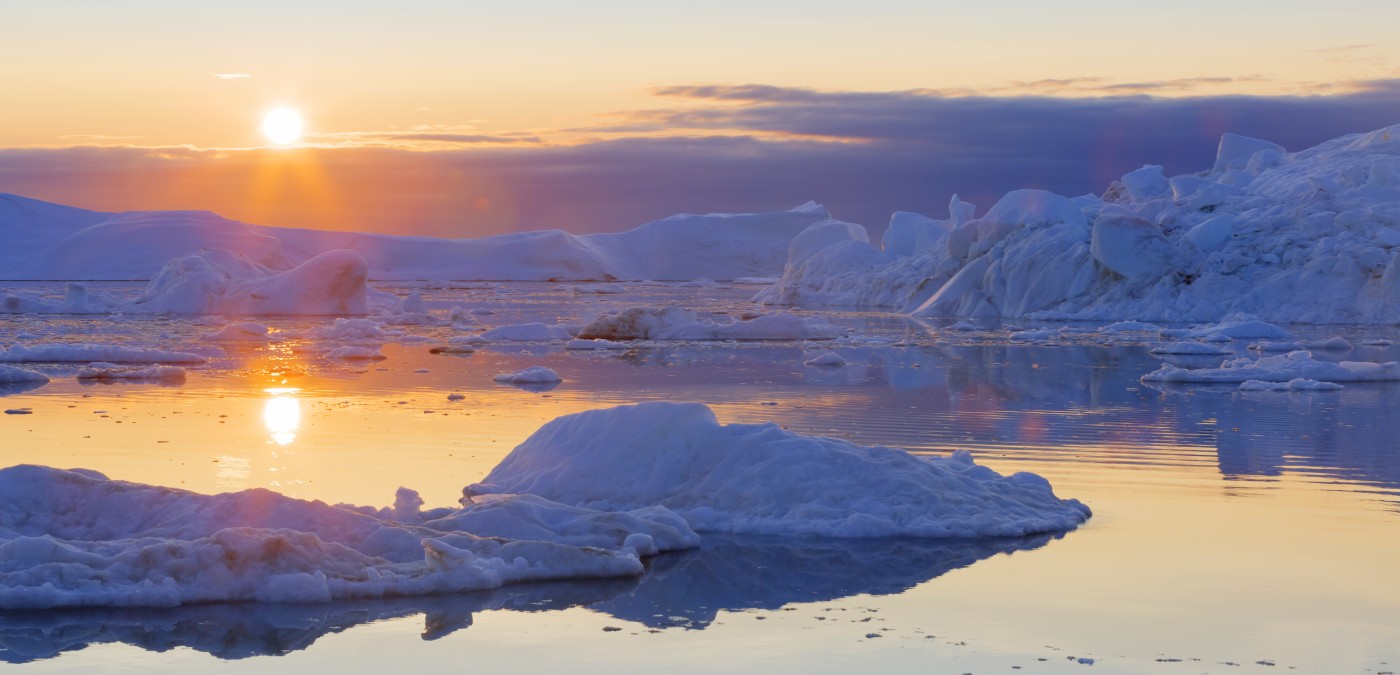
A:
0;534;1053;662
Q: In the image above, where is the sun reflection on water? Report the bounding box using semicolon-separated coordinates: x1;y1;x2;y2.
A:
263;388;301;446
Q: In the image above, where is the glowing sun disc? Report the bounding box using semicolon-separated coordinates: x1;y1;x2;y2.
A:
262;107;303;145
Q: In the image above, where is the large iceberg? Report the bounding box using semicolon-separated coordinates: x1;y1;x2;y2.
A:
473;402;1090;538
758;123;1400;324
0;195;832;282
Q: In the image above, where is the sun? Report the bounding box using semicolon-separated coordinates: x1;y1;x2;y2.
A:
262;107;304;145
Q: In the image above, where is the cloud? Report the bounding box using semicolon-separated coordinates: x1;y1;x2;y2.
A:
214;73;251;80
2;80;1398;242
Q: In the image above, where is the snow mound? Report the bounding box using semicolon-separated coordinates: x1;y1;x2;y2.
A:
493;366;563;385
0;366;49;385
76;363;187;382
1142;350;1400;384
755;123;1400;324
472;402;1091;538
0;465;695;609
0;344;206;364
479;323;573;342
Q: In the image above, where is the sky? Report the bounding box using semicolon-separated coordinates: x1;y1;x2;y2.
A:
2;0;1398;238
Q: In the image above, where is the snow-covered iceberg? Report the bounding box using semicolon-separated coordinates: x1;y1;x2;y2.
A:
472;402;1090;538
757;123;1400;324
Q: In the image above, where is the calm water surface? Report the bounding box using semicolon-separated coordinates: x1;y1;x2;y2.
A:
2;283;1398;673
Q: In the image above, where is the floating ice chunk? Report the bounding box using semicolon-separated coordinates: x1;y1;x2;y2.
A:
1178;315;1294;341
76;363;187;382
1099;321;1161;333
0;366;50;384
0;344;206;364
946;321;981;331
565;338;631;350
300;318;386;341
325;346;386;360
573;283;628;294
1239;378;1344;392
0;466;692;609
1011;329;1058;341
577;307;699;340
493;366;563;385
129;249;371;316
208;322;270;341
1150;342;1233;355
479;323;573;342
472;402;1091;538
732;276;779;285
654;313;845;341
1142;350;1400;383
803;352;847;367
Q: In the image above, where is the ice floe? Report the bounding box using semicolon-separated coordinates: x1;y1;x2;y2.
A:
0;465;695;609
1142;350;1400;384
473;402;1090;538
0;344;206;364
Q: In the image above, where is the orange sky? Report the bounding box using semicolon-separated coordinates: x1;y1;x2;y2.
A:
2;1;1397;151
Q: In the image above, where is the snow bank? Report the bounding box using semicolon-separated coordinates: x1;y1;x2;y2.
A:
473;402;1091;538
1;194;830;282
1142;350;1400;384
76;363;187;382
0;344;206;364
0;465;696;609
757;123;1400;324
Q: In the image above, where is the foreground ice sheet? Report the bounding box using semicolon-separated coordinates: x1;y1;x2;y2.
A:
474;402;1091;537
0;466;697;609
